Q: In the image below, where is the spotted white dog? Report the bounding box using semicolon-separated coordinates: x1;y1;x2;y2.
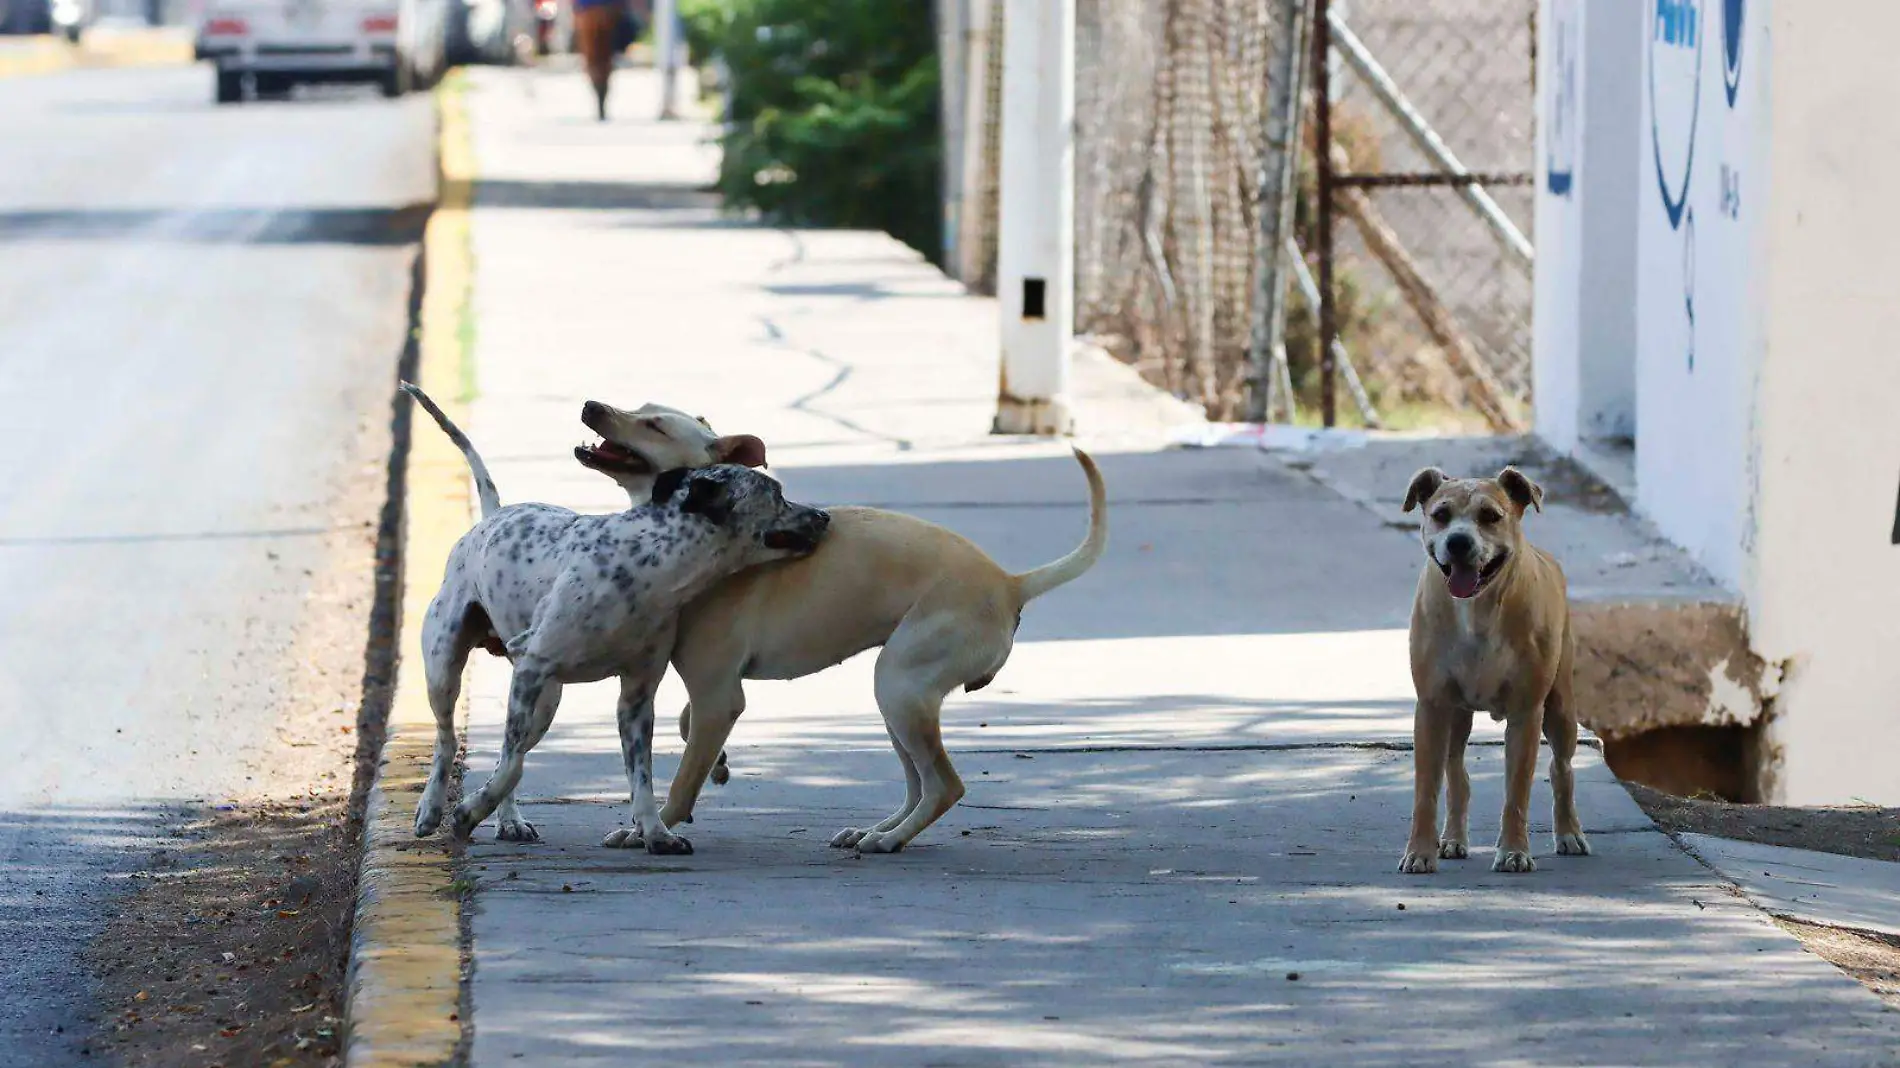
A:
401;384;829;852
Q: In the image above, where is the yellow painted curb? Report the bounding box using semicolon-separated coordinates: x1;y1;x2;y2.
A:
344;68;475;1068
0;29;194;79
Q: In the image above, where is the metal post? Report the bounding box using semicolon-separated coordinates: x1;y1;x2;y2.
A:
1313;0;1336;428
993;0;1076;435
655;0;680;120
1247;0;1311;423
936;0;967;274
956;0;995;287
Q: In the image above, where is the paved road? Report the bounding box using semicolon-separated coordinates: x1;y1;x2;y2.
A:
0;64;431;1064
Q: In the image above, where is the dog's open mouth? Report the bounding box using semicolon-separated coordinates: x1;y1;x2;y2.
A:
762;530;819;554
574;438;654;475
1439;550;1509;600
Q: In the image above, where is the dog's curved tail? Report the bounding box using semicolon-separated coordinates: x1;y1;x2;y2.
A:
401;382;501;519
1012;447;1107;606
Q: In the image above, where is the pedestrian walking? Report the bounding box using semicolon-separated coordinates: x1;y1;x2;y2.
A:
572;0;632;121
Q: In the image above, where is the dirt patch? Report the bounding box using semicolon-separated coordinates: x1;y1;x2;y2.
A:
1626;782;1900;863
86;800;364;1066
83;263;416;1067
1627;782;1900;1010
1772;919;1900;1010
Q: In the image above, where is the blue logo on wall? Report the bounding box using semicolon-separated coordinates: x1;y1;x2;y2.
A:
1649;0;1704;231
1545;0;1579;196
1722;0;1745;106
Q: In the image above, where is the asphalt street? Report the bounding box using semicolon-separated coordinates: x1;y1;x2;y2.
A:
0;63;432;1064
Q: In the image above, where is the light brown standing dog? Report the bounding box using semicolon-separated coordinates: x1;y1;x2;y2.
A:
525;399;1105;854
1398;466;1591;874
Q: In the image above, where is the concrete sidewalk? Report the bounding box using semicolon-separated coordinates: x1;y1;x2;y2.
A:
446;66;1899;1065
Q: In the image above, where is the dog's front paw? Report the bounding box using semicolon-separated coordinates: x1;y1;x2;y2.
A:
644;832;694;856
853;831;905;855
1555;832;1592;856
414;802;444;838
829;827;869;849
496;816;539;843
1438;839;1469;860
1491;848;1537;873
710;756;730;787
1398;849;1439;874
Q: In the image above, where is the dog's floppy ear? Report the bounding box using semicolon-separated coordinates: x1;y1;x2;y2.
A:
715;434;767;469
680;472;734;524
1402;467;1447;513
651;467;691;505
1497;467;1544;515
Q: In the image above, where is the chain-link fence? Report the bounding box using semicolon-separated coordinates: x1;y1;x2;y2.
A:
1318;0;1536;429
947;0;1538;428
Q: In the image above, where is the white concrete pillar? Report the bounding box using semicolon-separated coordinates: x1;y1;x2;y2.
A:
935;0;968;275
992;0;1074;436
655;0;679;120
1531;0;1640;461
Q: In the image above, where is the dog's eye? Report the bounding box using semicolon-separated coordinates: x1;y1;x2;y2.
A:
1430;507;1451;525
1478;509;1502;525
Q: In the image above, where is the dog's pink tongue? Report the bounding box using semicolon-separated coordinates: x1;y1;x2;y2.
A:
1447;562;1481;599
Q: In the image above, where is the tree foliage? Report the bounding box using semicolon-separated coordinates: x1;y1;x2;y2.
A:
682;0;942;263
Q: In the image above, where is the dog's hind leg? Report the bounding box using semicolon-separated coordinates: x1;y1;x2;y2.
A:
830;719;924;851
415;594;479;837
848;684;963;855
451;656;559;838
493;681;563;842
1439;710;1474;860
835;602;1006;854
1544;640;1590;857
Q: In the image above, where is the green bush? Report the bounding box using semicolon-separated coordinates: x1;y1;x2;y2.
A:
681;0;942;263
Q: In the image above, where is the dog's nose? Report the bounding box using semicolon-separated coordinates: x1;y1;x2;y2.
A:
808;508;830;530
1445;531;1475;560
581;400;607;425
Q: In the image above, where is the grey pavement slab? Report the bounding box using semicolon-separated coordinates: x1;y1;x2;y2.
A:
1679;833;1900;938
462;746;1898;1067
452;65;1900;1066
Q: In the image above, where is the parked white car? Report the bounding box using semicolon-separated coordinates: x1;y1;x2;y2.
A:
194;0;446;103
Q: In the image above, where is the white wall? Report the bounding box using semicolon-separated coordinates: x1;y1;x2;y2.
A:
1752;1;1900;805
1532;0;1584;453
1536;0;1900;804
1575;1;1641;443
1533;0;1641;458
1633;0;1770;591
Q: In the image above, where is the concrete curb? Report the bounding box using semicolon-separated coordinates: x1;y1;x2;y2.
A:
343;70;475;1068
0;29;194;79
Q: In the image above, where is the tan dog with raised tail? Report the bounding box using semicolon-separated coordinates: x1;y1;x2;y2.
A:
575;400;1108;854
1398;466;1591;875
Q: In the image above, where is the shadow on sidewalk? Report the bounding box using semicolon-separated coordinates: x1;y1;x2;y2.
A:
460;740;1885;1067
763;448;1419;641
473;178;718;211
0;205;431;245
